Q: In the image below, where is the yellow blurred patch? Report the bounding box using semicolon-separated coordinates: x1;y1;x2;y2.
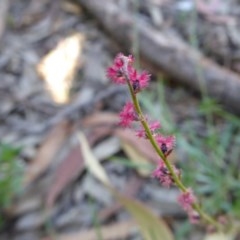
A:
37;33;84;104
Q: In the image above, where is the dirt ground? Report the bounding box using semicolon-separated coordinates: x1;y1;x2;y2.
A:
0;0;239;239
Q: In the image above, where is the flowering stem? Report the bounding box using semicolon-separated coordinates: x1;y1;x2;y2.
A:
193;203;222;231
126;80;223;232
127;81;186;192
108;54;224;232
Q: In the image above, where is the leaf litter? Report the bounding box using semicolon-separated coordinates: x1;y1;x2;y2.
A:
0;0;233;239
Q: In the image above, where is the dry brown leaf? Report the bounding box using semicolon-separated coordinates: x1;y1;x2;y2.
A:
87;126;113;144
78;132;110;185
24;121;71;186
93;136;120;161
74;131;173;240
98;176;143;222
196;0;224;16
37;33;84;103
116;194;174;240
121;140;152;176
115;128;176;164
43;220;137;240
61;1;82;15
46;126;113;207
203;233;235;240
82;112;119;127
115;128;159;164
46;146;83;207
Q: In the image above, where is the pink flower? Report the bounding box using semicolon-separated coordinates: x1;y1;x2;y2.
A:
130;70;151;93
113;53;125;68
160;175;173;188
152;160;166;178
188;210;200;224
106;67;125;84
107;53;134;84
114;53;134;68
152;160;173;188
155;135;175;156
107;53;150;93
136;128;146;138
138;71;151;89
149;121;161;132
156;135;175;149
177;189;196;211
136;120;161;138
119;102;137;127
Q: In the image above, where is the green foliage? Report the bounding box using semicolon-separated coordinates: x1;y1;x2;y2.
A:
175;220;192;240
0;143;22;209
140;79;240;220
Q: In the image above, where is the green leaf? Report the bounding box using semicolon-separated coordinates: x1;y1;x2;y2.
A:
0;143;21;162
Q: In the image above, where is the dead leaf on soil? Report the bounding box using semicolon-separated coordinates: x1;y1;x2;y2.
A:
82;112;119;128
61;1;82;15
203;233;235;240
86;125;113;145
115;128;176;164
77;131;110;185
24;121;71;186
77;132;173;240
115;128;159;164
121;140;152;176
117;194;174;240
93;136;120;162
43;220;137;240
37;33;84;104
46;126;114;207
46;145;84;207
98;176;143;222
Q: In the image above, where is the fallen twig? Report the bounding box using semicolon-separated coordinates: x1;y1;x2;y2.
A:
78;0;240;114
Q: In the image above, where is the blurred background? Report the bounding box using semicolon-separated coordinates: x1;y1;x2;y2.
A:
1;0;240;239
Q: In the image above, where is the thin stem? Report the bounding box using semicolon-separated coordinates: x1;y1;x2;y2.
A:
124;77;223;231
128;82;186;191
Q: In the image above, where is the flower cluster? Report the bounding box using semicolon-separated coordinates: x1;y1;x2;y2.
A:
136;120;161;138
177;189;199;224
107;53;203;226
107;53;175;172
119;102;137;127
107;53;150;93
152;160;175;187
107;52;175;159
